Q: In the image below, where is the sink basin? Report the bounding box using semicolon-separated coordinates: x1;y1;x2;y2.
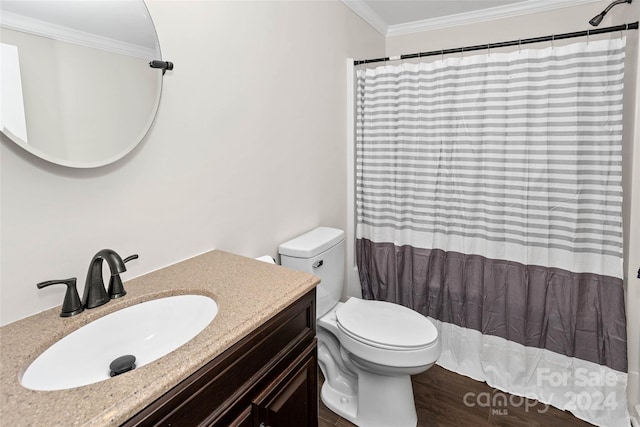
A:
20;295;218;391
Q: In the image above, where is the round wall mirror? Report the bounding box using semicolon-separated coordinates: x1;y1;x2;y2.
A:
0;1;166;168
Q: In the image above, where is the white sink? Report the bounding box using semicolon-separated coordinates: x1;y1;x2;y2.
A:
20;294;218;391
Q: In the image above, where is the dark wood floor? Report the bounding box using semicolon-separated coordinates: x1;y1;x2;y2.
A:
318;365;594;427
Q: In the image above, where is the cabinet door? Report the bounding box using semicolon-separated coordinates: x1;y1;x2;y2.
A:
253;342;317;427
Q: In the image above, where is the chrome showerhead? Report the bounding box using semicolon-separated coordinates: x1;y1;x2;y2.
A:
589;0;632;27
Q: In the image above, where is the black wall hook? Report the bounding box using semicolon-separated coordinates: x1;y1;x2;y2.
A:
149;60;174;75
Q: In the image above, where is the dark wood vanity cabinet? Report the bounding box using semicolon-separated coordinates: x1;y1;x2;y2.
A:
123;290;318;427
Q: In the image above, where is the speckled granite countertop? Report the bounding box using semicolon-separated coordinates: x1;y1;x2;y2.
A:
0;250;319;426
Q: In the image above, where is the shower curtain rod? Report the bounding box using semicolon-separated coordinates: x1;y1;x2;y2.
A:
354;21;638;65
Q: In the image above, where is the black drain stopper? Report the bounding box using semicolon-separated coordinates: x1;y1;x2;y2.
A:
110;355;136;377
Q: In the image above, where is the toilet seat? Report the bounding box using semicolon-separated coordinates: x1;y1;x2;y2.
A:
336;298;438;351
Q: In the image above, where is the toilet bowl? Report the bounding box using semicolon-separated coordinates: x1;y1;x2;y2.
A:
279;227;441;427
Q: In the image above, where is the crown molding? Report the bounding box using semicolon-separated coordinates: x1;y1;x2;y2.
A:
341;0;388;35
386;0;603;36
342;0;603;37
0;11;158;59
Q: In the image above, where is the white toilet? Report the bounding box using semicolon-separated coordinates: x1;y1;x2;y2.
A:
279;227;441;427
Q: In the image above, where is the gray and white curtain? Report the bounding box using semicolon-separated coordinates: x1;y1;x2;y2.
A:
355;38;629;427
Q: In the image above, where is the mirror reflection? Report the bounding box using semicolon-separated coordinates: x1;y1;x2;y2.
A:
0;1;163;168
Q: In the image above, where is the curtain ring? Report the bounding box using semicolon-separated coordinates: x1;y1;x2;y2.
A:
461;47;464;58
519;39;522;53
441;49;444;62
487;43;491;57
551;34;555;48
587;29;590;44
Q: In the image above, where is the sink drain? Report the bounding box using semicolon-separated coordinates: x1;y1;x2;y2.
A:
110;355;136;377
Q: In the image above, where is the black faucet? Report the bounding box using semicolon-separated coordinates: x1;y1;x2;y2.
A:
36;278;84;317
83;249;138;309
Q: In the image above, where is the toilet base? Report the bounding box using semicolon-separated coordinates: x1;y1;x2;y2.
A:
321;380;358;423
320;366;418;427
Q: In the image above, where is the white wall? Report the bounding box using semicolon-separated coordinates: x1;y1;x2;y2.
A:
0;0;384;325
384;0;640;412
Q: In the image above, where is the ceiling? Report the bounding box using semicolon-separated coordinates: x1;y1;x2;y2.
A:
341;0;602;35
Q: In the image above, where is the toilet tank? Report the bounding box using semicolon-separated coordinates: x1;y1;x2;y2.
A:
279;227;345;317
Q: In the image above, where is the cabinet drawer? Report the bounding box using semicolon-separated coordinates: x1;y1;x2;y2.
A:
123;290;316;427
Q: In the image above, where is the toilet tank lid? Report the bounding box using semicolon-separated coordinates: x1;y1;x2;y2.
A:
279;227;344;258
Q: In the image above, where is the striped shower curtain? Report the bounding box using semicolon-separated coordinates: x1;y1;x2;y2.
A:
355;38;629;427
